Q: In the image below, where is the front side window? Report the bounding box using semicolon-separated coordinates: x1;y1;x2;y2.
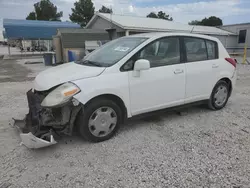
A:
77;37;147;67
184;37;207;62
138;37;180;68
238;30;247;44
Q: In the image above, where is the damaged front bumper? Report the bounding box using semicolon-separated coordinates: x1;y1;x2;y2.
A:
13;89;81;149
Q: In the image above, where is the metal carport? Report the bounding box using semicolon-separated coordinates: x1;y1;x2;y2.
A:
3;19;80;40
3;19;80;55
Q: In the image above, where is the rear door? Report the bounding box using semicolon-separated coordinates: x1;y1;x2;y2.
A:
183;37;219;103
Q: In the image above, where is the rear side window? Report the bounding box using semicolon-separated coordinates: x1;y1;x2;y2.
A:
184;37;207;62
206;40;217;60
184;37;218;62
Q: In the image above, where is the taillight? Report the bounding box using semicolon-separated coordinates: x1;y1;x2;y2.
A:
225;58;237;68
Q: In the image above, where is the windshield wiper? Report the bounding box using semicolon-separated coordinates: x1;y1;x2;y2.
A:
87;61;103;67
78;60;103;67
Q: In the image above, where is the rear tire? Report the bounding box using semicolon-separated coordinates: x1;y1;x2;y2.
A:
208;80;229;110
76;98;122;142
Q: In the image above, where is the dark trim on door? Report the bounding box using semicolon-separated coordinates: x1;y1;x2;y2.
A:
120;35;220;71
120;36;183;72
181;36;219;64
179;36;187;63
204;39;209;60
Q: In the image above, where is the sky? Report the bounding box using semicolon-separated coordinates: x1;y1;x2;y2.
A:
0;0;250;32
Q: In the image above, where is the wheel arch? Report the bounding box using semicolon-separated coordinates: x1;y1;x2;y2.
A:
208;77;232;110
218;77;232;96
84;94;128;122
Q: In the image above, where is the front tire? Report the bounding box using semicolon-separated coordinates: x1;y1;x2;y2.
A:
208;80;230;110
77;98;122;142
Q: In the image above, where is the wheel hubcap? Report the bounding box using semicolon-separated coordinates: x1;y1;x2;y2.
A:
88;107;117;137
214;85;228;106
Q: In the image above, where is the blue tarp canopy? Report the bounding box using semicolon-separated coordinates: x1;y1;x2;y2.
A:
3;19;80;39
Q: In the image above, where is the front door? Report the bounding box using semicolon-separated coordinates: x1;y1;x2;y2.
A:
127;37;186;116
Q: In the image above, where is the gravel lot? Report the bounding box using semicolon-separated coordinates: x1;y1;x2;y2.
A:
0;59;250;188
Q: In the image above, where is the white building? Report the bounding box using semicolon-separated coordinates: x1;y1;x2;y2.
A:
220;23;250;54
0;29;5;42
86;12;236;48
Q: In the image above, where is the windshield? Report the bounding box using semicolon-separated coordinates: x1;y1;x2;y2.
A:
77;37;148;67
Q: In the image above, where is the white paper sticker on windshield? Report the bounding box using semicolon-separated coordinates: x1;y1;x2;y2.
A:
114;46;130;52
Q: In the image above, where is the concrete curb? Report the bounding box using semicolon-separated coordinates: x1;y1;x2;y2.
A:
3;54;43;60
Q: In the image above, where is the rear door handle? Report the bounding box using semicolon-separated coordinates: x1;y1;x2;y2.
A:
212;64;219;68
174;69;184;74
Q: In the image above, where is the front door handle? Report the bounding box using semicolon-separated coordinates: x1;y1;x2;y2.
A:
174;69;184;74
212;64;219;68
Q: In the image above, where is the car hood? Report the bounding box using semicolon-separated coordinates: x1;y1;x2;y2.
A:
34;63;105;91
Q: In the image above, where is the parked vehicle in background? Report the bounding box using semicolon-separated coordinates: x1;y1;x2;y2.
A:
14;33;237;148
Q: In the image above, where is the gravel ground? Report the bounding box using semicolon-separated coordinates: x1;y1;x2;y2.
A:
0;58;46;83
0;60;250;188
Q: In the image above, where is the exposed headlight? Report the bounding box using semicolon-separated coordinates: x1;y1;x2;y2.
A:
41;82;80;107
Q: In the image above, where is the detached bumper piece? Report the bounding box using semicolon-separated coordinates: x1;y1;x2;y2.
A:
13;89;81;149
13;118;57;149
20;132;56;149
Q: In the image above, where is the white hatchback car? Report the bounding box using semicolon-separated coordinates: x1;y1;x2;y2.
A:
15;33;237;148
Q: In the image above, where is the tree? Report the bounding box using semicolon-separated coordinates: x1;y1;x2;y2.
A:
189;16;223;26
147;11;173;21
70;0;95;27
201;16;223;26
157;11;173;21
26;0;63;21
99;5;112;14
26;12;36;20
188;20;201;25
147;12;158;18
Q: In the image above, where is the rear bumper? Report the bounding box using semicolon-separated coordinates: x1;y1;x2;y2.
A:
230;69;237;97
13;89;81;149
232;69;237;87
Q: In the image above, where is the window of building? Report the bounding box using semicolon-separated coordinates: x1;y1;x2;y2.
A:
138;37;180;67
238;30;247;44
206;40;217;60
184;37;207;62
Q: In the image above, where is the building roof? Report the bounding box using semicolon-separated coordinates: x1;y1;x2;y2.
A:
3;19;80;39
220;23;250;27
87;13;236;36
58;28;108;34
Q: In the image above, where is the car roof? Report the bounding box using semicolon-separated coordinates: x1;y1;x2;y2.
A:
127;32;219;42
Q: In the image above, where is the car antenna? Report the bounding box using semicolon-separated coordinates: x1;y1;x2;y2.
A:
191;25;195;33
110;5;113;27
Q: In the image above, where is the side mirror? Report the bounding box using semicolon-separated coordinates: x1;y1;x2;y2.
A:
133;59;150;77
